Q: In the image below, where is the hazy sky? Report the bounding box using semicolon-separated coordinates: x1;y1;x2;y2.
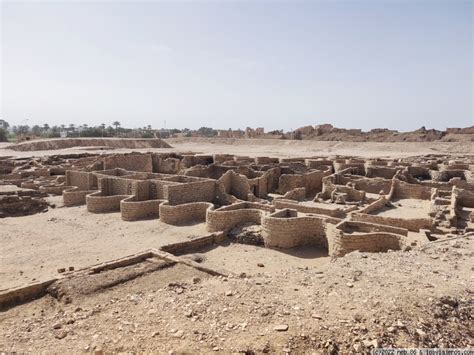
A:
1;0;473;131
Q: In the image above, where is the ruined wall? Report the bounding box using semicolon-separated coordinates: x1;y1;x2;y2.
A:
86;192;129;213
392;179;432;200
63;187;96;206
104;154;153;172
120;196;165;221
339;175;392;194
351;212;432;232
159;201;213;225
273;199;346;218
327;221;408;257
358;197;388;214
278;170;328;196
262;209;327;249
65;171;95;190
453;187;474;208
206;202;274;232
164;180;216;205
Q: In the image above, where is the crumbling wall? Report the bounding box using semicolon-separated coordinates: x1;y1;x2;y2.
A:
262;209;327;249
159;201;213;225
164;180;216;205
351;212;432;232
104;153;153;172
120;196;165;221
327;220;408;257
206;202;274;232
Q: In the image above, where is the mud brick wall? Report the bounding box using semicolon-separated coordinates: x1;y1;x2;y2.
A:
206;208;264;232
214;154;235;164
86;192;129;213
358;197;388;214
38;185;69;195
120;197;165;221
351;212;432;232
328;229;407;257
248;167;280;197
278;174;304;194
280;187;306;201
322;179;366;201
365;166;398;179
305;159;333;169
340;175;392;194
393;179;432;200
164;180;216;205
262;209;327;249
217;170;252;201
99;177;137;197
273;199;345;218
63;187;95;206
48;167;66;176
333;161;365;175
66;171;94;190
152;156;182;174
453;187;474;208
255;157;279;165
159;201;213;225
104;154;153;172
161;232;225;255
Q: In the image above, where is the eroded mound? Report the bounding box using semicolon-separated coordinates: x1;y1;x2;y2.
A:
6;138;172;151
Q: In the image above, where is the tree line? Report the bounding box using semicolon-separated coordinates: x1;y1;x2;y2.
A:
0;119;221;142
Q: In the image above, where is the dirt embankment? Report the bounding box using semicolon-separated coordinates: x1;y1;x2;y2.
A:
5;138;172;151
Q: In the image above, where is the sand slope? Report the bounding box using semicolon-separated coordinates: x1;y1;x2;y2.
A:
6;138;172;151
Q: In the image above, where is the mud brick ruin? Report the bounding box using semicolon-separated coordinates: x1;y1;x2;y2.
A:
2;152;473;257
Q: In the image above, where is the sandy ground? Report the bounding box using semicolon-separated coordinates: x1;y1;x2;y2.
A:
2;138;474;159
0;196;207;290
0;238;472;353
375;199;432;219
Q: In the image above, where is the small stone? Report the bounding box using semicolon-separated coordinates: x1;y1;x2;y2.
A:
68;266;74;271
346;282;354;288
225;291;233;296
52;322;62;329
311;314;322;319
273;324;289;332
172;330;184;338
257;263;264;267
57;268;66;273
55;330;68;339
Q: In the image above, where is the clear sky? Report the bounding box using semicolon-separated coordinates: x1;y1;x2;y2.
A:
1;0;473;131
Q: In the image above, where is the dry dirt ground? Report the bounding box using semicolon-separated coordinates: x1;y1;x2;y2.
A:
0;238;472;353
0;196;207;290
1;138;473;353
2;138;474;159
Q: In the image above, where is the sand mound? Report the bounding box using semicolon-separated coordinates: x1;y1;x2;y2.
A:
6;138;172;151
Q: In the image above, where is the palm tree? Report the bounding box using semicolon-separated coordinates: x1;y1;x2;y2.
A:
0;119;9;130
113;121;121;136
42;123;50;132
69;123;75;132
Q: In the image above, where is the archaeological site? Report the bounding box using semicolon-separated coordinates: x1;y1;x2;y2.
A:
1;140;473;353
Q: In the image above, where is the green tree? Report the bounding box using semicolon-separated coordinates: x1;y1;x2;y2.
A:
31;125;42;136
113;121;121;136
0;128;7;142
0;119;9;130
